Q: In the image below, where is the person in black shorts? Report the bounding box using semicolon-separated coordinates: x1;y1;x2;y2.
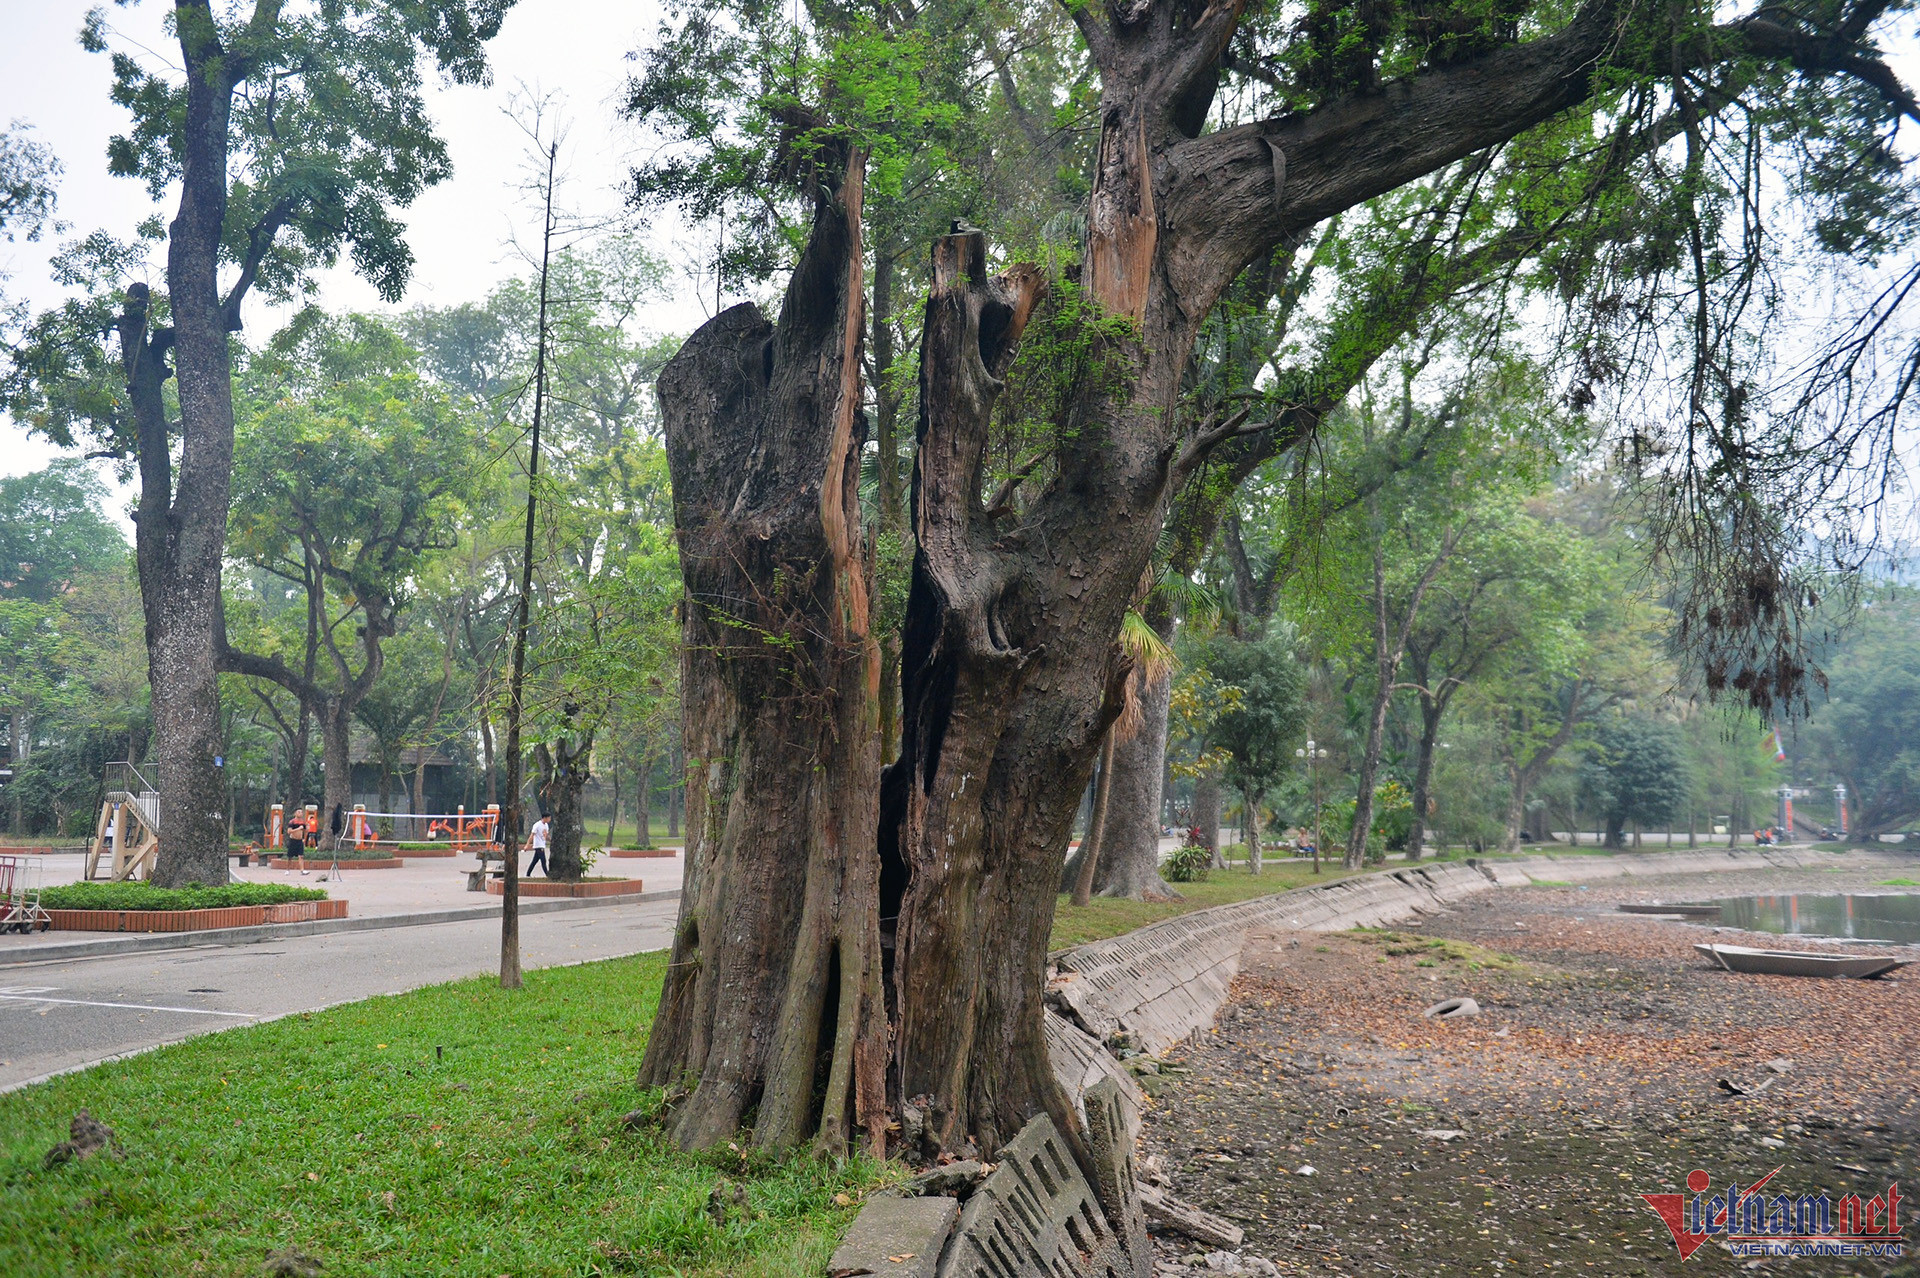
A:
285;810;309;875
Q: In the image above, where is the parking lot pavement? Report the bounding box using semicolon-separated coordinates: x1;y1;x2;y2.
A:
0;895;678;1092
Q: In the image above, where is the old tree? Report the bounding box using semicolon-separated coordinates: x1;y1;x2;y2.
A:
636;0;1918;1183
6;1;515;885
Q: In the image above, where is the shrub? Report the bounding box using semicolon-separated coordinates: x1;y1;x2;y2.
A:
1163;842;1212;882
39;882;329;912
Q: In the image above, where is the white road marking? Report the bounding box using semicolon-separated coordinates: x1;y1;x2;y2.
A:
0;993;254;1018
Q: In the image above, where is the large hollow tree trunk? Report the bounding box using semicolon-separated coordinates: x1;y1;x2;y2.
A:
639;155;888;1157
1092;669;1181;900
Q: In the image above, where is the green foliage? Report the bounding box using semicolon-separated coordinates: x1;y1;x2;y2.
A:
0;120;60;244
1582;716;1693;839
1163;841;1213;883
38;881;328;912
1798;593;1920;836
91;0;515;303
0;462;128;605
1203;624;1309;803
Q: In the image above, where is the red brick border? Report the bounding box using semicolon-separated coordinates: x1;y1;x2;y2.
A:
485;878;645;898
45;899;348;932
604;848;679;859
266;857;403;870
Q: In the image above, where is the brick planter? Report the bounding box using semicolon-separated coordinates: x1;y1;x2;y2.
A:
391;846;458;857
46;898;348;932
604;848;679;859
486;878;645;898
266;856;402;870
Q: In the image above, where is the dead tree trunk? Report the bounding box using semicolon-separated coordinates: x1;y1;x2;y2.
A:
639;155;888;1157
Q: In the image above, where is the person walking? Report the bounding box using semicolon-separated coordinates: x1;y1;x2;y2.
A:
525;813;551;878
285;809;308;875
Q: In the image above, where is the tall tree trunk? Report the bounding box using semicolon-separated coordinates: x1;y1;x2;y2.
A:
536;736;592;881
1092;667;1180;901
480;713;497;804
1071;731;1119;907
636;752;653;848
319;699;353;851
1406;694;1443;860
640;154;888;1157
121;8;258;888
1245;787;1264;874
604;758;621;849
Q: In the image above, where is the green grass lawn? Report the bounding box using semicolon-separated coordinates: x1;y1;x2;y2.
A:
1049;863;1362;950
592;822;686;851
0;953;890;1278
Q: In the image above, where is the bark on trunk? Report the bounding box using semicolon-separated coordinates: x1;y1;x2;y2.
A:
666;740;681;838
1245;789;1264;874
1091;668;1180;900
640;155;888;1157
536;736;592;881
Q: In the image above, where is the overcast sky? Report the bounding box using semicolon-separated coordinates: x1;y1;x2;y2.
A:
0;0;713;502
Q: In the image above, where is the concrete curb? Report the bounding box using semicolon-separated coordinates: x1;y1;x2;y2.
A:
0;888;682;967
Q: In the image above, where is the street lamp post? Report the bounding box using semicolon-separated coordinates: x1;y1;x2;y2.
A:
1296;739;1329;874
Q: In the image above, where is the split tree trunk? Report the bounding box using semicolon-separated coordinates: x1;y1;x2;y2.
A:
640;154;888;1156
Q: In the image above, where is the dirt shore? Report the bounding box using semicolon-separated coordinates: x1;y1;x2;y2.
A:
1138;862;1918;1277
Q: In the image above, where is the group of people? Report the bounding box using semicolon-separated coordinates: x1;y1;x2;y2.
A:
277;803;555;877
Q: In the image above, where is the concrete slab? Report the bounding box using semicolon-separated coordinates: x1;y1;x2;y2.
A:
827;1195;957;1278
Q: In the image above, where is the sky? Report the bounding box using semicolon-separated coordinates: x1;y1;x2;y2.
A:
0;0;711;510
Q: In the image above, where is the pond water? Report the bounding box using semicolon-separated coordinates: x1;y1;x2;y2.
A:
1710;892;1920;945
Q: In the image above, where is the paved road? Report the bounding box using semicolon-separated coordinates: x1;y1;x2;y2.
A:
0;897;678;1092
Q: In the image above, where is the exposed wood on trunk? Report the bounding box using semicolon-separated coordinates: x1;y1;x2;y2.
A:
641;152;887;1157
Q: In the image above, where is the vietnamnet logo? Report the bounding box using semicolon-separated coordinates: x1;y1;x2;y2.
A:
1640;1167;1905;1260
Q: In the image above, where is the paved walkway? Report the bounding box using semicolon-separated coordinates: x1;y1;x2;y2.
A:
2;847;685;955
0;893;680;1092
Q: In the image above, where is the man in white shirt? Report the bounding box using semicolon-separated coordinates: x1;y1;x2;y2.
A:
526;814;551;877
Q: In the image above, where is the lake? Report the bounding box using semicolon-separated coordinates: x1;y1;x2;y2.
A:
1710;892;1920;945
